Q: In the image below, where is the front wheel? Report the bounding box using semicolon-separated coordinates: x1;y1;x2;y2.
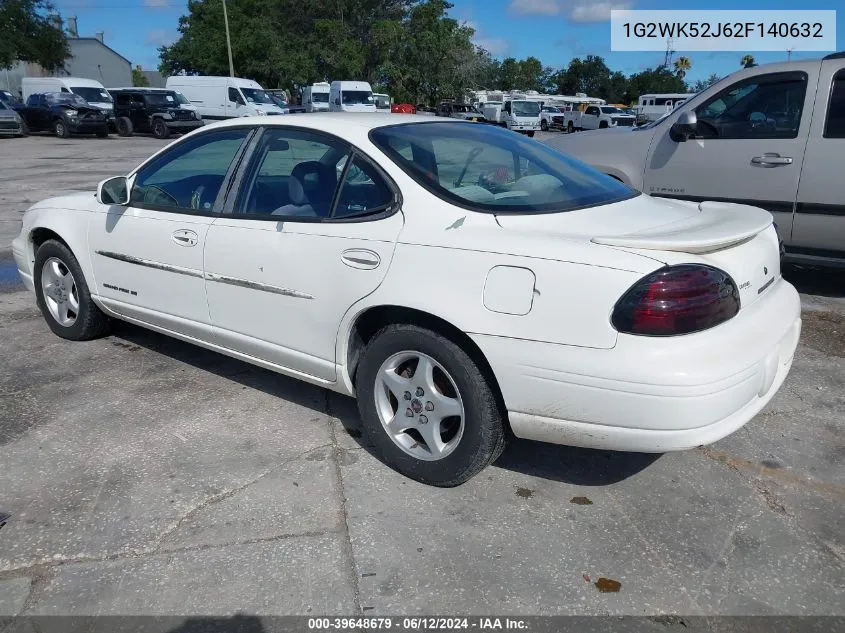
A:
152;119;171;139
34;240;110;341
356;324;507;487
54;119;70;138
526;130;535;138
567;121;574;133
540;119;548;131
116;116;133;137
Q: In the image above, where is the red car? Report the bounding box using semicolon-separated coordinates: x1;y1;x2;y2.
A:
391;103;416;114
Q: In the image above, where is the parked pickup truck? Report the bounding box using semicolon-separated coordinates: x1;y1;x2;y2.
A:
14;92;109;138
543;53;845;268
564;104;637;132
539;106;565;131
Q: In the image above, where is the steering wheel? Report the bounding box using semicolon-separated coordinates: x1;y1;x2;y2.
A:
190;185;207;210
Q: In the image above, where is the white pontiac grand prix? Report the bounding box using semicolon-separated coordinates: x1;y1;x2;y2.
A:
12;114;801;486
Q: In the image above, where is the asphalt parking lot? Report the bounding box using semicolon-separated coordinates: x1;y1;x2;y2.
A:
0;133;844;622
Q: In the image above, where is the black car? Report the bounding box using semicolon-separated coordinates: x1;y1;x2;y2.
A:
15;92;109;138
109;88;204;139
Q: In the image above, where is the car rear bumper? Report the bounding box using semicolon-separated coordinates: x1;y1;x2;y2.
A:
473;277;801;452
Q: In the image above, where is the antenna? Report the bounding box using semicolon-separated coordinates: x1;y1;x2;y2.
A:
663;37;675;68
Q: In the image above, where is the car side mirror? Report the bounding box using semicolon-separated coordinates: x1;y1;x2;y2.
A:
670;110;698;142
97;176;129;205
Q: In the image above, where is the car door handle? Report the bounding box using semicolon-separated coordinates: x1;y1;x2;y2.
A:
172;229;198;247
750;153;793;167
341;249;381;270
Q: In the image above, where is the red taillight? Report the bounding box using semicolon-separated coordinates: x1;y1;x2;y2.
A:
612;265;740;336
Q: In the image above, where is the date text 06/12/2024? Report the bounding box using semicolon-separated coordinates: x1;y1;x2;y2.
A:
307;618;528;630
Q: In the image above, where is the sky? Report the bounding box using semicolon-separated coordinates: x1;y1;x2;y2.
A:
50;0;842;84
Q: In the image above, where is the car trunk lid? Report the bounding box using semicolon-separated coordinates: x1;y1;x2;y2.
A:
495;196;782;310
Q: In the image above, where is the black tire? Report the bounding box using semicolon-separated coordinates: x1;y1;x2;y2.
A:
116;116;133;137
526;130;535;138
95;126;108;138
34;240;110;341
567;121;574;133
152;119;171;139
599;121;608;129
540;119;549;131
54;119;70;138
19;119;29;137
356;324;507;487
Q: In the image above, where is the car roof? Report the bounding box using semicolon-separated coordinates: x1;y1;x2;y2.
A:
205;113;468;134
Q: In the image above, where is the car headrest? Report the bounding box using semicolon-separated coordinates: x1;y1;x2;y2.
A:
289;174;308;205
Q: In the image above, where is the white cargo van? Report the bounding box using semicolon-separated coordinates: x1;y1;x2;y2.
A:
302;82;330;112
165;76;285;120
329;81;375;113
22;77;114;118
482;99;540;136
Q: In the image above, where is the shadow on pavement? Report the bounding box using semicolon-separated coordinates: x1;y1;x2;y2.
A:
167;614;266;633
112;321;660;486
783;264;845;298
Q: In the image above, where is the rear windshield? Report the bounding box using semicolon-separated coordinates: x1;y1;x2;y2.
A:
312;92;329;103
342;91;373;105
370;122;637;213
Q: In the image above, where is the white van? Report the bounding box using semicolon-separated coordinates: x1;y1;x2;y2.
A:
302;82;330;113
22;77;114;118
329;81;375;113
165;76;285;120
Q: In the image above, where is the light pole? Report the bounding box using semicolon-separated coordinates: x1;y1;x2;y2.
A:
222;0;235;77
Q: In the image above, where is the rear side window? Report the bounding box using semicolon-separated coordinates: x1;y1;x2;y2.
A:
824;71;845;138
370;122;637;214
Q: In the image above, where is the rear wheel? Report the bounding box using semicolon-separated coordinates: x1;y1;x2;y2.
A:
152;119;171;139
567;121;574;133
116;116;133;137
34;240;110;341
356;324;507;487
54;119;70;138
540;119;549;131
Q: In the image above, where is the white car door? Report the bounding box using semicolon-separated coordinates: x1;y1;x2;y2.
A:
642;69;816;248
88;127;253;339
203;127;404;382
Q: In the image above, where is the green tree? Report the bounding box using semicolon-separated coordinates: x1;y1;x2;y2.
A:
673;55;691;79
692;73;721;92
0;0;69;72
132;65;149;86
625;66;688;103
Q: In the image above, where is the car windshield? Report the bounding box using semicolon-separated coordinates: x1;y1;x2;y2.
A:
370;122;637;213
240;88;274;105
172;92;190;105
601;106;623;114
342;91;374;105
511;101;540;117
46;93;88;107
70;87;112;103
312;92;329;103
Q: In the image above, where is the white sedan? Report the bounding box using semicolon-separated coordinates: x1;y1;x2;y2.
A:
12;114;801;486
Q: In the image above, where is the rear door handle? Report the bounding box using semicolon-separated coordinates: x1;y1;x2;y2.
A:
751;153;793;167
172;229;198;247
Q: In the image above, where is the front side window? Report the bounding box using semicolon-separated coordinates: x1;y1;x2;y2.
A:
342;91;374;105
235;128;350;218
228;88;244;104
824;71;845;138
46;93;87;107
370;122;637;213
131;129;250;212
694;72;807;139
